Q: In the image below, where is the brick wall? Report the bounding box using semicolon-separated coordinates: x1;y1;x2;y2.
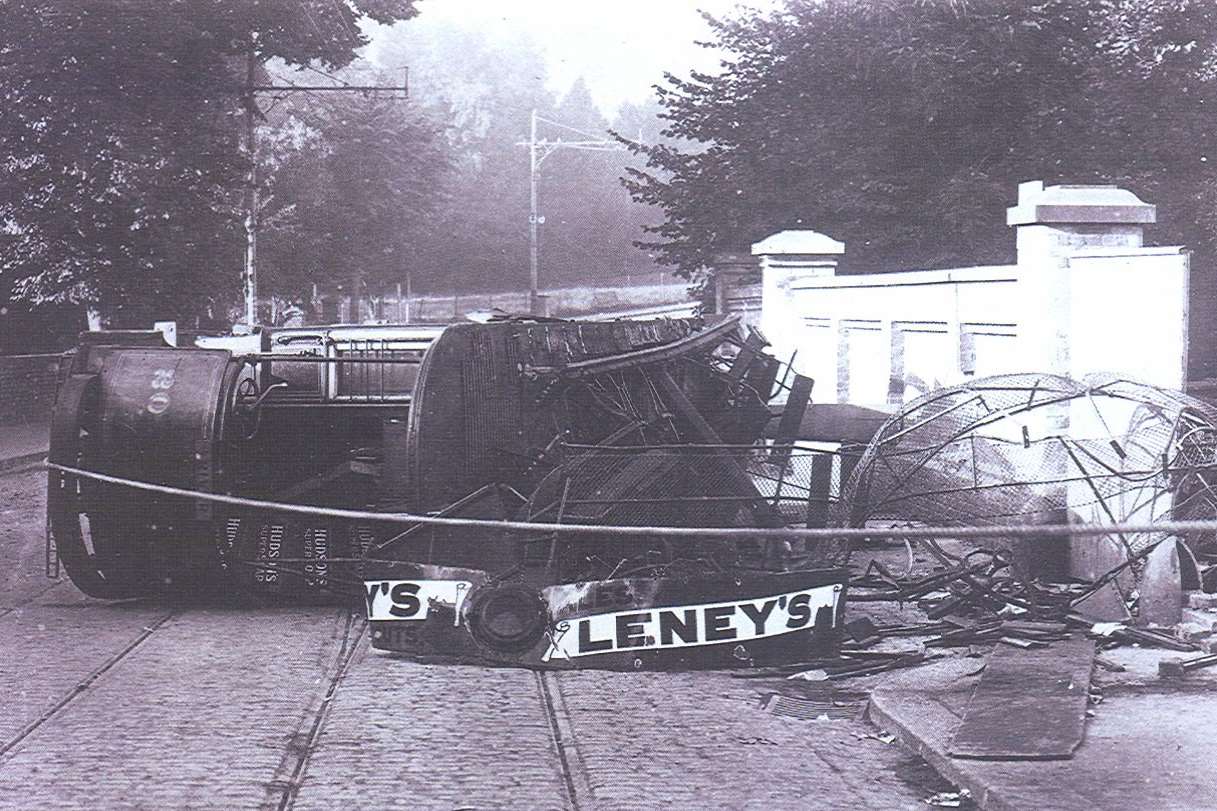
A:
0;354;63;424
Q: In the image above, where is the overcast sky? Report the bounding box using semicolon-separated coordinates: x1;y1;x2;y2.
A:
370;0;776;115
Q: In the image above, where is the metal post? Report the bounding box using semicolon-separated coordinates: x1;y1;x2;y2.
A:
528;108;540;315
238;58;408;328
517;111;625;317
243;49;259;326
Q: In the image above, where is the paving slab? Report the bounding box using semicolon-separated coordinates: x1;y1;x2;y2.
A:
868;652;1217;811
947;637;1094;759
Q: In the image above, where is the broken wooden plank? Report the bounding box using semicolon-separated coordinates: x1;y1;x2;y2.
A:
728;329;768;382
656;370;784;528
772;374;814;465
274;460;378;503
1139;538;1183;626
948;636;1095;760
805;454;834;528
766;402;889;445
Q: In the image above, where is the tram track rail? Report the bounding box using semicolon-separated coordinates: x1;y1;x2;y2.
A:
0;610;174;762
0;578;66;621
536;671;595;811
270;611;367;811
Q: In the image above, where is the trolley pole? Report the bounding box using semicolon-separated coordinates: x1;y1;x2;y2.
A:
528;108;540;315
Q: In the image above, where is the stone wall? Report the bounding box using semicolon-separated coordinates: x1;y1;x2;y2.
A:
0;353;63;424
764;264;1021;408
740;182;1189;411
336;279;694;324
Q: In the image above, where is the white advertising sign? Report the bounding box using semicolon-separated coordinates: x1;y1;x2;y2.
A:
542;583;841;661
363;580;471;625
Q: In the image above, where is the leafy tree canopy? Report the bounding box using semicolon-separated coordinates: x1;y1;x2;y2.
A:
257;87;450;307
0;0;418;327
367;21;557;294
538;78;667;286
626;0;1217;275
368;21;668;294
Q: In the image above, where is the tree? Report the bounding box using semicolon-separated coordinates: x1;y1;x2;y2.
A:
367;21;555;294
257;88;451;310
366;21;668;294
624;0;1217;280
537;79;667;287
0;0;420;327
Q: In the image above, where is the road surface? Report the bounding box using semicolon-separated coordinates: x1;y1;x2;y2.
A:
0;468;956;809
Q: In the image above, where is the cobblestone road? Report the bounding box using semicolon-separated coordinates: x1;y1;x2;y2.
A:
0;469;951;809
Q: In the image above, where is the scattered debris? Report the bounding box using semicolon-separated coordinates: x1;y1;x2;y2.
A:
762;693;866;721
1186;591;1217;610
843;616;882;644
836;374;1217;626
737;736;779;746
1090;622;1125;638
822;652;935;681
998;636;1045;649
924;788;972;808
1093;655;1126;673
732;649;935;681
1089;623;1200;652
1158;652;1217;680
1172;621;1215;645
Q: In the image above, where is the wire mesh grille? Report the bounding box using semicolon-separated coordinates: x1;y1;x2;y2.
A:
833;373;1217;562
521;442;858;569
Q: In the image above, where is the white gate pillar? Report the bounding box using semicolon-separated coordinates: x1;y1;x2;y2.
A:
753;229;845;383
1007;181;1157;381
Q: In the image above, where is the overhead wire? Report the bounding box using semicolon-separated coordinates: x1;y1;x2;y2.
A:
534;114;613;142
300;63;352;88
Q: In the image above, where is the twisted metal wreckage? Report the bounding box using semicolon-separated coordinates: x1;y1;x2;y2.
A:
46;316;850;670
842;374;1217;625
44;316;1217;671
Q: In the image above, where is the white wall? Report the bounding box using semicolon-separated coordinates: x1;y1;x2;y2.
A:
759;246;1190;412
1066;247;1189;390
762;265;1021;409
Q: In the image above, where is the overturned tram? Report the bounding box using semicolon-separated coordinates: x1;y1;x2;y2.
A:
47;316;848;669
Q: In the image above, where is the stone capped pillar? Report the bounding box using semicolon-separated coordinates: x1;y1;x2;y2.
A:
709;250;760;316
1008;181;1156;377
753;229;845;377
1008;182;1181;612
